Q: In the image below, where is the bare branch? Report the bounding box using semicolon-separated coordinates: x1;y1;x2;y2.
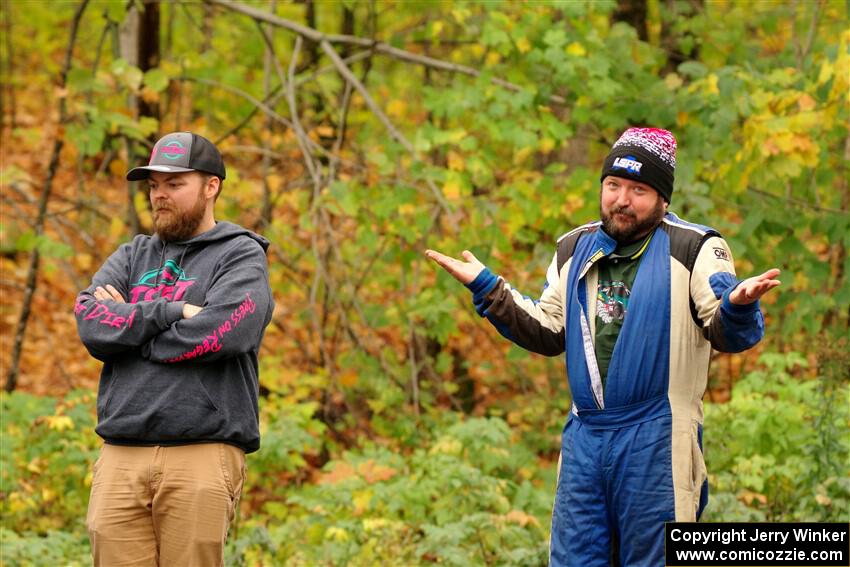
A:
207;0;567;106
319;40;452;214
214;49;373;145
179;75;295;130
319;40;411;152
4;181;99;249
177;75;338;164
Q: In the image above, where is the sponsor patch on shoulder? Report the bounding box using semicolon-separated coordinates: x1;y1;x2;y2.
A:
713;247;730;261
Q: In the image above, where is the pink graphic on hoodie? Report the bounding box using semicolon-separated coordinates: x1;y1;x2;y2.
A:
129;259;196;303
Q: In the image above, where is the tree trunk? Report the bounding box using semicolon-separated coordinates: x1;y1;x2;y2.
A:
137;0;161;122
120;1;160;235
5;0;90;392
613;0;648;42
339;3;355;59
1;0;16;131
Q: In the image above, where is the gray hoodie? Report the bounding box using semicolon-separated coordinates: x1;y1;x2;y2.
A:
74;221;274;453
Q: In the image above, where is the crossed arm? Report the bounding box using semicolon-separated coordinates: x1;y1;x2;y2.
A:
76;244;271;363
93;284;202;319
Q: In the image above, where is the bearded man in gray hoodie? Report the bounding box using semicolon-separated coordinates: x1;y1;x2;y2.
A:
75;132;274;567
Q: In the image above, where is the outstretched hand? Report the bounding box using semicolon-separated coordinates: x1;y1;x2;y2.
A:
729;268;781;305
424;249;485;285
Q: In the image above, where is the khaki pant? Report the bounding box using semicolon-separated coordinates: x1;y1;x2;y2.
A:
86;443;245;567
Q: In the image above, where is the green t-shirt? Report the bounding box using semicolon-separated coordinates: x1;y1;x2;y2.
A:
595;233;652;389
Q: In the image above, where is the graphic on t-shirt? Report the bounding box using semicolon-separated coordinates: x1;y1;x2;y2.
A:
129;259;196;303
597;280;630;324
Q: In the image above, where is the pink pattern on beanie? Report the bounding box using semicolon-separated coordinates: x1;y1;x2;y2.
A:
612;127;677;169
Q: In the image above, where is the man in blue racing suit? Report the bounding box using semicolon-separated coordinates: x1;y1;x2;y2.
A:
426;127;781;566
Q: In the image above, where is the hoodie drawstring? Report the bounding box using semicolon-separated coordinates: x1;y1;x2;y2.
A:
153;242;189;302
154;243;167;288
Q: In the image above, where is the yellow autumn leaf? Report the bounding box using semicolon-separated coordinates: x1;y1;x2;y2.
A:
8;494;28;514
442;177;462;200
773;134;796;153
516;37;531;54
706;73;719;95
505;509;540;527
451;8;470;24
110;216;126;240
513;146;533;164
266;174;283;193
539;138;555;154
352;489;372;514
447;151;465;172
27;458;43;474
387;98;406;119
431;21;444;39
429;436;462;456
42;487;56;503
75;253;93;271
140;86;160;105
340;369;358;387
565;42;586;57
817;59;834;85
108;158;127;177
665;73;683;90
797;93;817;112
326;527;350;542
739;490;768;506
363;518;389;532
45;415;74;431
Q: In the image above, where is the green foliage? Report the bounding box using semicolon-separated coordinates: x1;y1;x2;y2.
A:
704;350;850;522
0;390;99;534
227;416;552;566
3;1;848;564
0;528;90;567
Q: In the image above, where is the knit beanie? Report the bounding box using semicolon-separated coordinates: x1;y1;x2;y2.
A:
599;127;677;202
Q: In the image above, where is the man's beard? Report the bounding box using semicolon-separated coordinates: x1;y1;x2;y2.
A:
153;189;207;242
601;197;666;244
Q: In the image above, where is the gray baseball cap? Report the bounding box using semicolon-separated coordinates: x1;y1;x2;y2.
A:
126;132;226;181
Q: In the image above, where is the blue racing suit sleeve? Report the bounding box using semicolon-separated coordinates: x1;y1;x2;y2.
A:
692;236;765;352
466;252;566;357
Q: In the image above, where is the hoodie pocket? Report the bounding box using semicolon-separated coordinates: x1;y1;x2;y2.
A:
198;376;220;412
97;365;121;418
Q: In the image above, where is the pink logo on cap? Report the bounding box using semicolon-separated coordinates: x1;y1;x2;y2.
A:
159;141;187;160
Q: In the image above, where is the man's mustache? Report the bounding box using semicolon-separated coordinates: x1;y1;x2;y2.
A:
610;206;636;218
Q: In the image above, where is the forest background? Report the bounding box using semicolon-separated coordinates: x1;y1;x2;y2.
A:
0;0;848;565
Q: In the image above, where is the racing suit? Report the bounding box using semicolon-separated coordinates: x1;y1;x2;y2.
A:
465;213;765;566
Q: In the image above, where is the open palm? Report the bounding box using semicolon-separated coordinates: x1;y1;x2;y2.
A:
424;249;485;285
